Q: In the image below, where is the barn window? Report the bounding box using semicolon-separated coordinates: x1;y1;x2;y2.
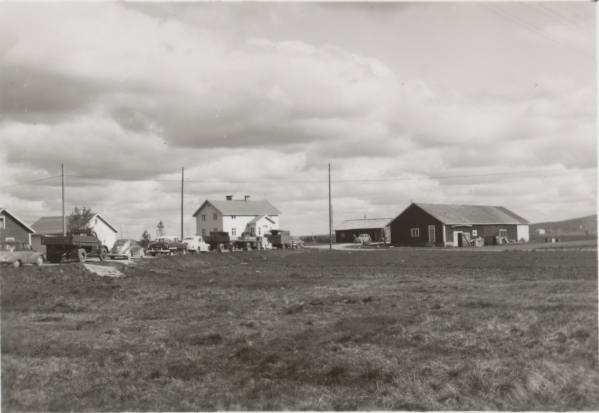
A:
232;228;236;236
0;216;4;229
411;228;419;237
499;229;507;237
472;230;478;237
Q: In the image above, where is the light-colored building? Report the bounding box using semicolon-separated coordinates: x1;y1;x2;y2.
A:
192;195;281;240
31;213;119;253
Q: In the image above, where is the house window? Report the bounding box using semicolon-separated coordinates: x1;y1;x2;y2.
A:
202;214;206;221
231;216;236;219
258;227;261;235
213;214;217;220
202;229;206;237
0;216;4;229
472;230;477;237
232;228;236;236
411;228;419;237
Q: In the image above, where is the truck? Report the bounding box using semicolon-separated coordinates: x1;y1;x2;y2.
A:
266;229;293;249
42;229;108;263
205;231;264;252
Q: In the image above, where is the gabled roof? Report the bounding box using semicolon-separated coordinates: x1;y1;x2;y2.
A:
192;200;281;217
31;214;119;235
403;203;530;225
0;208;35;233
247;215;276;224
335;218;392;231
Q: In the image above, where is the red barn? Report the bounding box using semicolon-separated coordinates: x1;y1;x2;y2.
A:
389;203;530;247
0;208;36;244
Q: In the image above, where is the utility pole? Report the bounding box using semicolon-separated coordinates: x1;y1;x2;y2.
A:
181;167;184;241
329;163;332;252
62;163;66;236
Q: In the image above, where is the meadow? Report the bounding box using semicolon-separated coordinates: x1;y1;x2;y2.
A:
2;247;598;411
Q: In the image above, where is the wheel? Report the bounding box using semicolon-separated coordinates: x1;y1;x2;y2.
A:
139;250;145;259
256;242;262;251
99;248;107;261
182;248;187;255
12;260;21;268
77;249;87;263
127;250;132;260
168;251;173;256
218;244;225;253
246;242;252;251
35;256;44;266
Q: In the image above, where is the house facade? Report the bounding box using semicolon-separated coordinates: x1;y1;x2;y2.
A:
192;195;281;240
334;218;392;243
389;203;530;247
0;208;36;244
31;214;119;253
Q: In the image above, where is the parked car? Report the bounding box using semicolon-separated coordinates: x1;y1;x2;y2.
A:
147;236;188;256
183;236;210;253
0;241;44;267
354;234;372;245
109;239;145;260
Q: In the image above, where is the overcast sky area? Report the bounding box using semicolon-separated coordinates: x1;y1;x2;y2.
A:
0;1;596;238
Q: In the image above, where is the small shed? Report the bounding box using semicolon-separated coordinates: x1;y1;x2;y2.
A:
389;203;530;247
0;208;36;244
334;218;392;243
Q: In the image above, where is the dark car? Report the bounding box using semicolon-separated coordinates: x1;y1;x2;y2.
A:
109;239;146;260
147;236;188;256
0;241;45;267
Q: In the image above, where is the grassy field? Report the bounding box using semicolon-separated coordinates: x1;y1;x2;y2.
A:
2;248;598;411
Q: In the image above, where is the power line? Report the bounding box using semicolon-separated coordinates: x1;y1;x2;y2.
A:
536;3;595;38
0;175;61;189
521;3;594;41
479;3;594;61
1;168;592;189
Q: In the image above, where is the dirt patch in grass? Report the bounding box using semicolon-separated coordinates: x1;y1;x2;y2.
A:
2;248;597;411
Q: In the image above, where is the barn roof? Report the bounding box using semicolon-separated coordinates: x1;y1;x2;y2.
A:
335;218;392;231
192;200;281;217
31;214;119;235
413;203;530;225
0;208;35;233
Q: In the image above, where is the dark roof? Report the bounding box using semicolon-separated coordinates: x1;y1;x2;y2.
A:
192;200;281;217
0;208;35;233
412;203;530;225
335;218;392;231
31;214;118;235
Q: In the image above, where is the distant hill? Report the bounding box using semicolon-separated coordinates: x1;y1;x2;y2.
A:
530;215;597;233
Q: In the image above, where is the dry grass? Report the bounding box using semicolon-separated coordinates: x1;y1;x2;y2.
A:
2;249;598;411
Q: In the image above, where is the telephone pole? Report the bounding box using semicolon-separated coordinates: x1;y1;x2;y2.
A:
181;167;184;241
329;163;332;252
62;163;66;236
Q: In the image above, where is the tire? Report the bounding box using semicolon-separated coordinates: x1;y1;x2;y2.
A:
139;250;145;259
256;242;262;251
12;260;21;268
182;249;187;255
77;249;87;263
127;250;132;260
246;242;252;251
218;244;225;253
35;256;44;266
99;248;107;261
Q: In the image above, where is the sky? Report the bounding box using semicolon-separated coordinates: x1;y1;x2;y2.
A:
0;1;596;238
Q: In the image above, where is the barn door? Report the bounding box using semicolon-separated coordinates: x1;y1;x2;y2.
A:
428;225;436;243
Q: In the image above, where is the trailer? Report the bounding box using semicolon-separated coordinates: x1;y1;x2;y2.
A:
42;229;108;263
267;229;294;249
205;231;264;252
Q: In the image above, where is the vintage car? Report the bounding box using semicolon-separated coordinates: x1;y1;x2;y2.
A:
147;236;188;256
182;236;210;253
0;241;45;267
291;238;305;248
354;234;372;245
109;239;146;260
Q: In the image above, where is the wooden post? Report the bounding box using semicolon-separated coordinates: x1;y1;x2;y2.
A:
329;163;332;252
62;163;66;236
181;167;184;241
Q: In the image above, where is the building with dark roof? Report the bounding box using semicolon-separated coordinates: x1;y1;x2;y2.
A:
334;218;392;243
389;203;530;247
192;195;281;239
0;208;36;244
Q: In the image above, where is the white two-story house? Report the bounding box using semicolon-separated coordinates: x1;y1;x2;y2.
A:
192;195;281;242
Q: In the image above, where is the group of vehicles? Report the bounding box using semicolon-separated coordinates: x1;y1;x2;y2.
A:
1;228;303;267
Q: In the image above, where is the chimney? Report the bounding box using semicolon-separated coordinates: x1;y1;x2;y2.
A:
244;195;251;201
226;195;233;201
